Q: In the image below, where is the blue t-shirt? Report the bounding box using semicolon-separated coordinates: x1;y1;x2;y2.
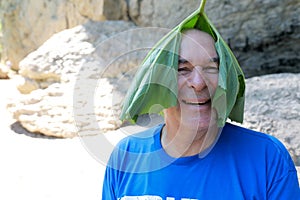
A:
102;123;300;200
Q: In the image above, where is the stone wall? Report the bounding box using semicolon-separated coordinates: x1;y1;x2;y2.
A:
1;0;299;76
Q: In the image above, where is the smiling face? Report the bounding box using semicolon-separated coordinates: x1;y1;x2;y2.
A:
164;29;219;135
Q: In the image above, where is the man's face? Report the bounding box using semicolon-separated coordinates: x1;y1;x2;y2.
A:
165;29;219;133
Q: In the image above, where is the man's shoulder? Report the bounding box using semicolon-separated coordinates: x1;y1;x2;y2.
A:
223;122;284;147
222;123;295;167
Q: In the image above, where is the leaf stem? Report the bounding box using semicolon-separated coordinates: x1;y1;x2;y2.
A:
199;0;207;13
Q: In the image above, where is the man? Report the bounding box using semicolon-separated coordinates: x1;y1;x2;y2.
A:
162;29;220;158
102;29;300;199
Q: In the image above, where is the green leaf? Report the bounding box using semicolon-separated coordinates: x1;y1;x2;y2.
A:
120;0;245;127
119;29;181;122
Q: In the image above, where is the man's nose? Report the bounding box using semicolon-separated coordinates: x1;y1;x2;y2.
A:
187;66;206;92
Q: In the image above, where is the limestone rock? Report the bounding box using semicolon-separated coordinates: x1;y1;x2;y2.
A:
8;20;168;138
127;0;200;28
0;0;126;70
0;0;85;70
129;0;300;77
238;73;300;166
0;63;9;79
16;76;39;94
17;20;138;94
102;0;127;20
1;0;299;76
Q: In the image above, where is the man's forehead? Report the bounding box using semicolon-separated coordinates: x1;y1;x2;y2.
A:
178;56;219;63
181;29;215;41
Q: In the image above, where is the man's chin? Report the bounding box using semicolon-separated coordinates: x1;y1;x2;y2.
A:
180;119;211;131
180;113;218;131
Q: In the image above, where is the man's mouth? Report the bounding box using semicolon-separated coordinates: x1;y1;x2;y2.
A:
182;99;211;105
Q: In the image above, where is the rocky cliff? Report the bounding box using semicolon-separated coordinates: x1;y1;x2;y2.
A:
0;0;299;76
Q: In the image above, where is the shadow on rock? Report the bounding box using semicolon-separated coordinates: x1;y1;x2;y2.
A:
10;121;61;139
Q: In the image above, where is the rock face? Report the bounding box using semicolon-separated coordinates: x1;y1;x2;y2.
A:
0;0;83;70
203;0;300;77
127;0;200;28
242;73;300;166
1;0;299;75
0;0;125;70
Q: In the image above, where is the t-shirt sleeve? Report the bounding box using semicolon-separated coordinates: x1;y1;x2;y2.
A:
102;144;122;200
101;138;128;200
267;136;300;199
102;165;117;200
268;170;300;199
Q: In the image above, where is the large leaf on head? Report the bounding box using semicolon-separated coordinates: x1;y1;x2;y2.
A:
120;0;245;127
119;28;181;122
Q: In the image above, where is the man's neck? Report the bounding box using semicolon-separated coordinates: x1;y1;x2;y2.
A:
161;123;220;158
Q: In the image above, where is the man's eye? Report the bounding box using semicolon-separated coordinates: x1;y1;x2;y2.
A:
203;66;219;74
178;67;189;71
178;67;191;75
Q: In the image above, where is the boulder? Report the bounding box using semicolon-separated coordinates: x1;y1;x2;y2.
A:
8;20;168;138
17;20;170;93
240;73;300;165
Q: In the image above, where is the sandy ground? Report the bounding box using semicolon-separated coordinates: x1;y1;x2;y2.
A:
0;79;299;200
0;78;149;200
0;79;107;200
